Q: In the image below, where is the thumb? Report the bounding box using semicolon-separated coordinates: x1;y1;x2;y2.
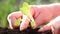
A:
38;24;51;32
20;15;30;31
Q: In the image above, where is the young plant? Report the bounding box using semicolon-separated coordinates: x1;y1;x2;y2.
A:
20;2;36;27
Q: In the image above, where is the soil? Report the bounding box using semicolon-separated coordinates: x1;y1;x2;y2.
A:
0;27;52;34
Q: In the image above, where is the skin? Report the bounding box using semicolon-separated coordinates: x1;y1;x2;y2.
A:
7;3;60;34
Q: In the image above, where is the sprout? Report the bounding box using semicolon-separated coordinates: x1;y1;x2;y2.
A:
20;2;36;27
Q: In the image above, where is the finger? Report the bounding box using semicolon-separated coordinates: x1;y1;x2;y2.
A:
20;6;36;31
38;16;60;33
7;11;22;29
47;16;60;34
20;15;30;31
30;7;43;29
7;15;14;29
38;24;51;32
50;16;60;34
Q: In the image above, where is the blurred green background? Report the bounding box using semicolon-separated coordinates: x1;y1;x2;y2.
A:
0;0;60;28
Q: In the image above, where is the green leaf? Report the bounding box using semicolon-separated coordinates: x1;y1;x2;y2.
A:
20;2;30;15
14;18;21;26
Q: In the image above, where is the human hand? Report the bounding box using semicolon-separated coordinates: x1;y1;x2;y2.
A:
7;4;60;34
7;5;54;30
7;5;53;30
37;3;60;34
38;16;60;34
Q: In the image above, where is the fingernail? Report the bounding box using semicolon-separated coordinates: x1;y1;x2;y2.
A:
20;23;25;31
20;27;24;31
38;26;51;32
8;26;13;30
38;27;44;32
38;26;47;32
32;25;37;29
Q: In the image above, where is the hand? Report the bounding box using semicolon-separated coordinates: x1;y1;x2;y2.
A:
7;6;53;30
37;4;60;34
38;16;60;34
7;4;60;34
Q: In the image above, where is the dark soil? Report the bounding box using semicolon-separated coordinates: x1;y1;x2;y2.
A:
0;27;52;34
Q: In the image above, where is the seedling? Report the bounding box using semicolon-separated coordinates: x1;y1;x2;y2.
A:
20;2;36;27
